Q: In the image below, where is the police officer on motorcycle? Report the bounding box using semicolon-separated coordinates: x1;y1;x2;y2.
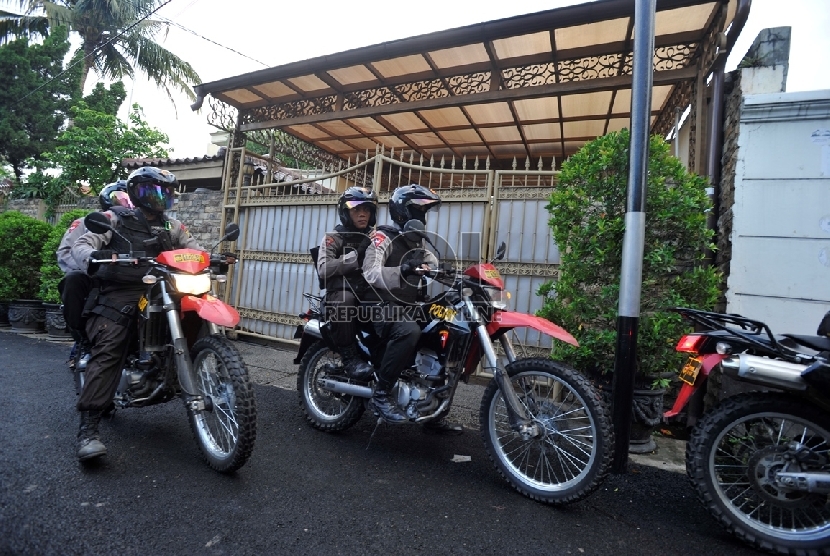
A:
70;167;203;461
58;181;133;367
317;187;377;379
363;184;463;432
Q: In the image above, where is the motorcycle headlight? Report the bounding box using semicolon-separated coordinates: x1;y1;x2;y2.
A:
171;273;211;295
484;287;511;310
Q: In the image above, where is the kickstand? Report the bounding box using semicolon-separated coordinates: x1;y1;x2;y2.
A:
366;417;384;451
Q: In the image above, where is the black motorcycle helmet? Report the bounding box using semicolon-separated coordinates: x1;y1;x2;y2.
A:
99;180;132;211
126;167;177;214
388;184;441;227
338;186;378;229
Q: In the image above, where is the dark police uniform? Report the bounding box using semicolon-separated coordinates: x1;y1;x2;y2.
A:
317;224;371;346
361;225;438;389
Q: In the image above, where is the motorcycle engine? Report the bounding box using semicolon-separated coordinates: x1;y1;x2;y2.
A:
396;349;445;418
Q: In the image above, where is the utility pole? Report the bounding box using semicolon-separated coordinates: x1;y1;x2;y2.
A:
611;0;656;474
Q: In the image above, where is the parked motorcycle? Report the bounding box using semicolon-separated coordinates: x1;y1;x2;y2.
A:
666;307;830;554
78;212;257;473
295;228;612;505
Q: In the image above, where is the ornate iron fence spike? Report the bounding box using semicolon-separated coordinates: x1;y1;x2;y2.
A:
485;157;490;170
538;157;543;171
474;156;479;170
512;157;517;170
440;155;445;169
525;156;530;170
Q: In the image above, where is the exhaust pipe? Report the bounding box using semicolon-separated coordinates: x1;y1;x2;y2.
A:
320;379;372;398
721;354;808;391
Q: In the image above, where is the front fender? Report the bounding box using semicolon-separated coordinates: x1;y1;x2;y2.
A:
664;353;725;419
180;294;240;328
486;310;579;347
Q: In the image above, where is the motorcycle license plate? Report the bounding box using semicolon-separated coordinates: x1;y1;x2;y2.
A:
678;357;702;386
138;296;148;312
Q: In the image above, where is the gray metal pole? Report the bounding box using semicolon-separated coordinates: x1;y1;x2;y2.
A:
611;0;656;474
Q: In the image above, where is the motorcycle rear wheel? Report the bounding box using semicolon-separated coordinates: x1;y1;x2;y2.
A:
298;341;365;432
687;393;830;554
480;358;612;505
188;335;257;473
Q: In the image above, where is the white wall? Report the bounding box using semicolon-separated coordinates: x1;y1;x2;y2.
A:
726;90;830;334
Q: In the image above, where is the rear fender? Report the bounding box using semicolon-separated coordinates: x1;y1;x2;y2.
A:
486;310;579;347
664;353;726;418
180;294;240;328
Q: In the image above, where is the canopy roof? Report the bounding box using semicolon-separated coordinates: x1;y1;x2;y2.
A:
194;0;742;165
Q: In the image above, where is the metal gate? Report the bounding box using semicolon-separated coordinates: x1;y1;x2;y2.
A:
220;145;558;356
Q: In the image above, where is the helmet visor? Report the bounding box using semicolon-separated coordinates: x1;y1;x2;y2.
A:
134;182;175;211
109;190;134;209
344;199;376;209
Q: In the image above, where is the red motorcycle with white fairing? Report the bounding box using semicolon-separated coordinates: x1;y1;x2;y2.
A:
80;213;257;473
296;238;612;505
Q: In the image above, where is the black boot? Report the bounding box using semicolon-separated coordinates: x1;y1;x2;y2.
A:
77;410;107;461
341;345;373;379
369;378;407;424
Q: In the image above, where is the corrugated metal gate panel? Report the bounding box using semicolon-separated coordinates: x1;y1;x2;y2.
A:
223;148;559;357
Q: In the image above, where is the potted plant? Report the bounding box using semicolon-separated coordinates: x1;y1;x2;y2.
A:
0;211;53;332
39;209;91;338
538;129;720;453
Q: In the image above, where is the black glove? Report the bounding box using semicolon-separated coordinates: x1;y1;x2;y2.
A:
221;252;238;263
400;262;422;277
91;249;115;261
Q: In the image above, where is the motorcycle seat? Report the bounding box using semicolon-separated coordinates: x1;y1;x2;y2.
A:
783;334;830;353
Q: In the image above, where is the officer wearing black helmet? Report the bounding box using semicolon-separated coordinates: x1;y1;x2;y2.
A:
58;181;133;365
69;167;203;461
362;184;461;433
317;186;377;378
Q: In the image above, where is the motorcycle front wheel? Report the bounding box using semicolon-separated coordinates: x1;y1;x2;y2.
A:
297;341;365;432
187;335;257;473
480;358;612;505
687;393;830;554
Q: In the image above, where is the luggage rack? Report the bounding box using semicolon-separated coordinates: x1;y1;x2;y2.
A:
672;307;806;363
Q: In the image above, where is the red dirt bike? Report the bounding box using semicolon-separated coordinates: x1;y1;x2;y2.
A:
295;230;612;505
80;212;257;473
666;307;830;554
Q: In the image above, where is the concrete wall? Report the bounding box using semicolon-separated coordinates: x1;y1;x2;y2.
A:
725;89;830;334
173;189;225;248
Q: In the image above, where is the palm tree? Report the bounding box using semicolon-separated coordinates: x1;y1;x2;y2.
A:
0;0;200;103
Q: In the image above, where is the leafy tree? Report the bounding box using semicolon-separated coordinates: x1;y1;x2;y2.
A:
0;25;79;181
83;80;127;116
0;0;200;103
538;130;720;388
18;101;169;213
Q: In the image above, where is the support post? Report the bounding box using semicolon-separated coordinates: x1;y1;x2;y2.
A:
611;0;656;474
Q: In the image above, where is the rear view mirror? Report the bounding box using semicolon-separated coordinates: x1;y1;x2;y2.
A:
223;223;240;242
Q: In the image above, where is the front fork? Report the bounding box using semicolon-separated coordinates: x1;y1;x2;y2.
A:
466;298;537;438
159;281;204;411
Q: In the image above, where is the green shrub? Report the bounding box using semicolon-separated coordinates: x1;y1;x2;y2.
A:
0;211;54;300
538;130;720;388
39;209;92;303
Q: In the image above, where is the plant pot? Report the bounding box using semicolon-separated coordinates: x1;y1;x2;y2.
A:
598;384;666;454
8;299;46;333
628;388;666;454
0;300;9;328
43;302;71;339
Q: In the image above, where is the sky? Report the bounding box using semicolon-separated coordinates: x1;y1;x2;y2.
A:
80;0;830;159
